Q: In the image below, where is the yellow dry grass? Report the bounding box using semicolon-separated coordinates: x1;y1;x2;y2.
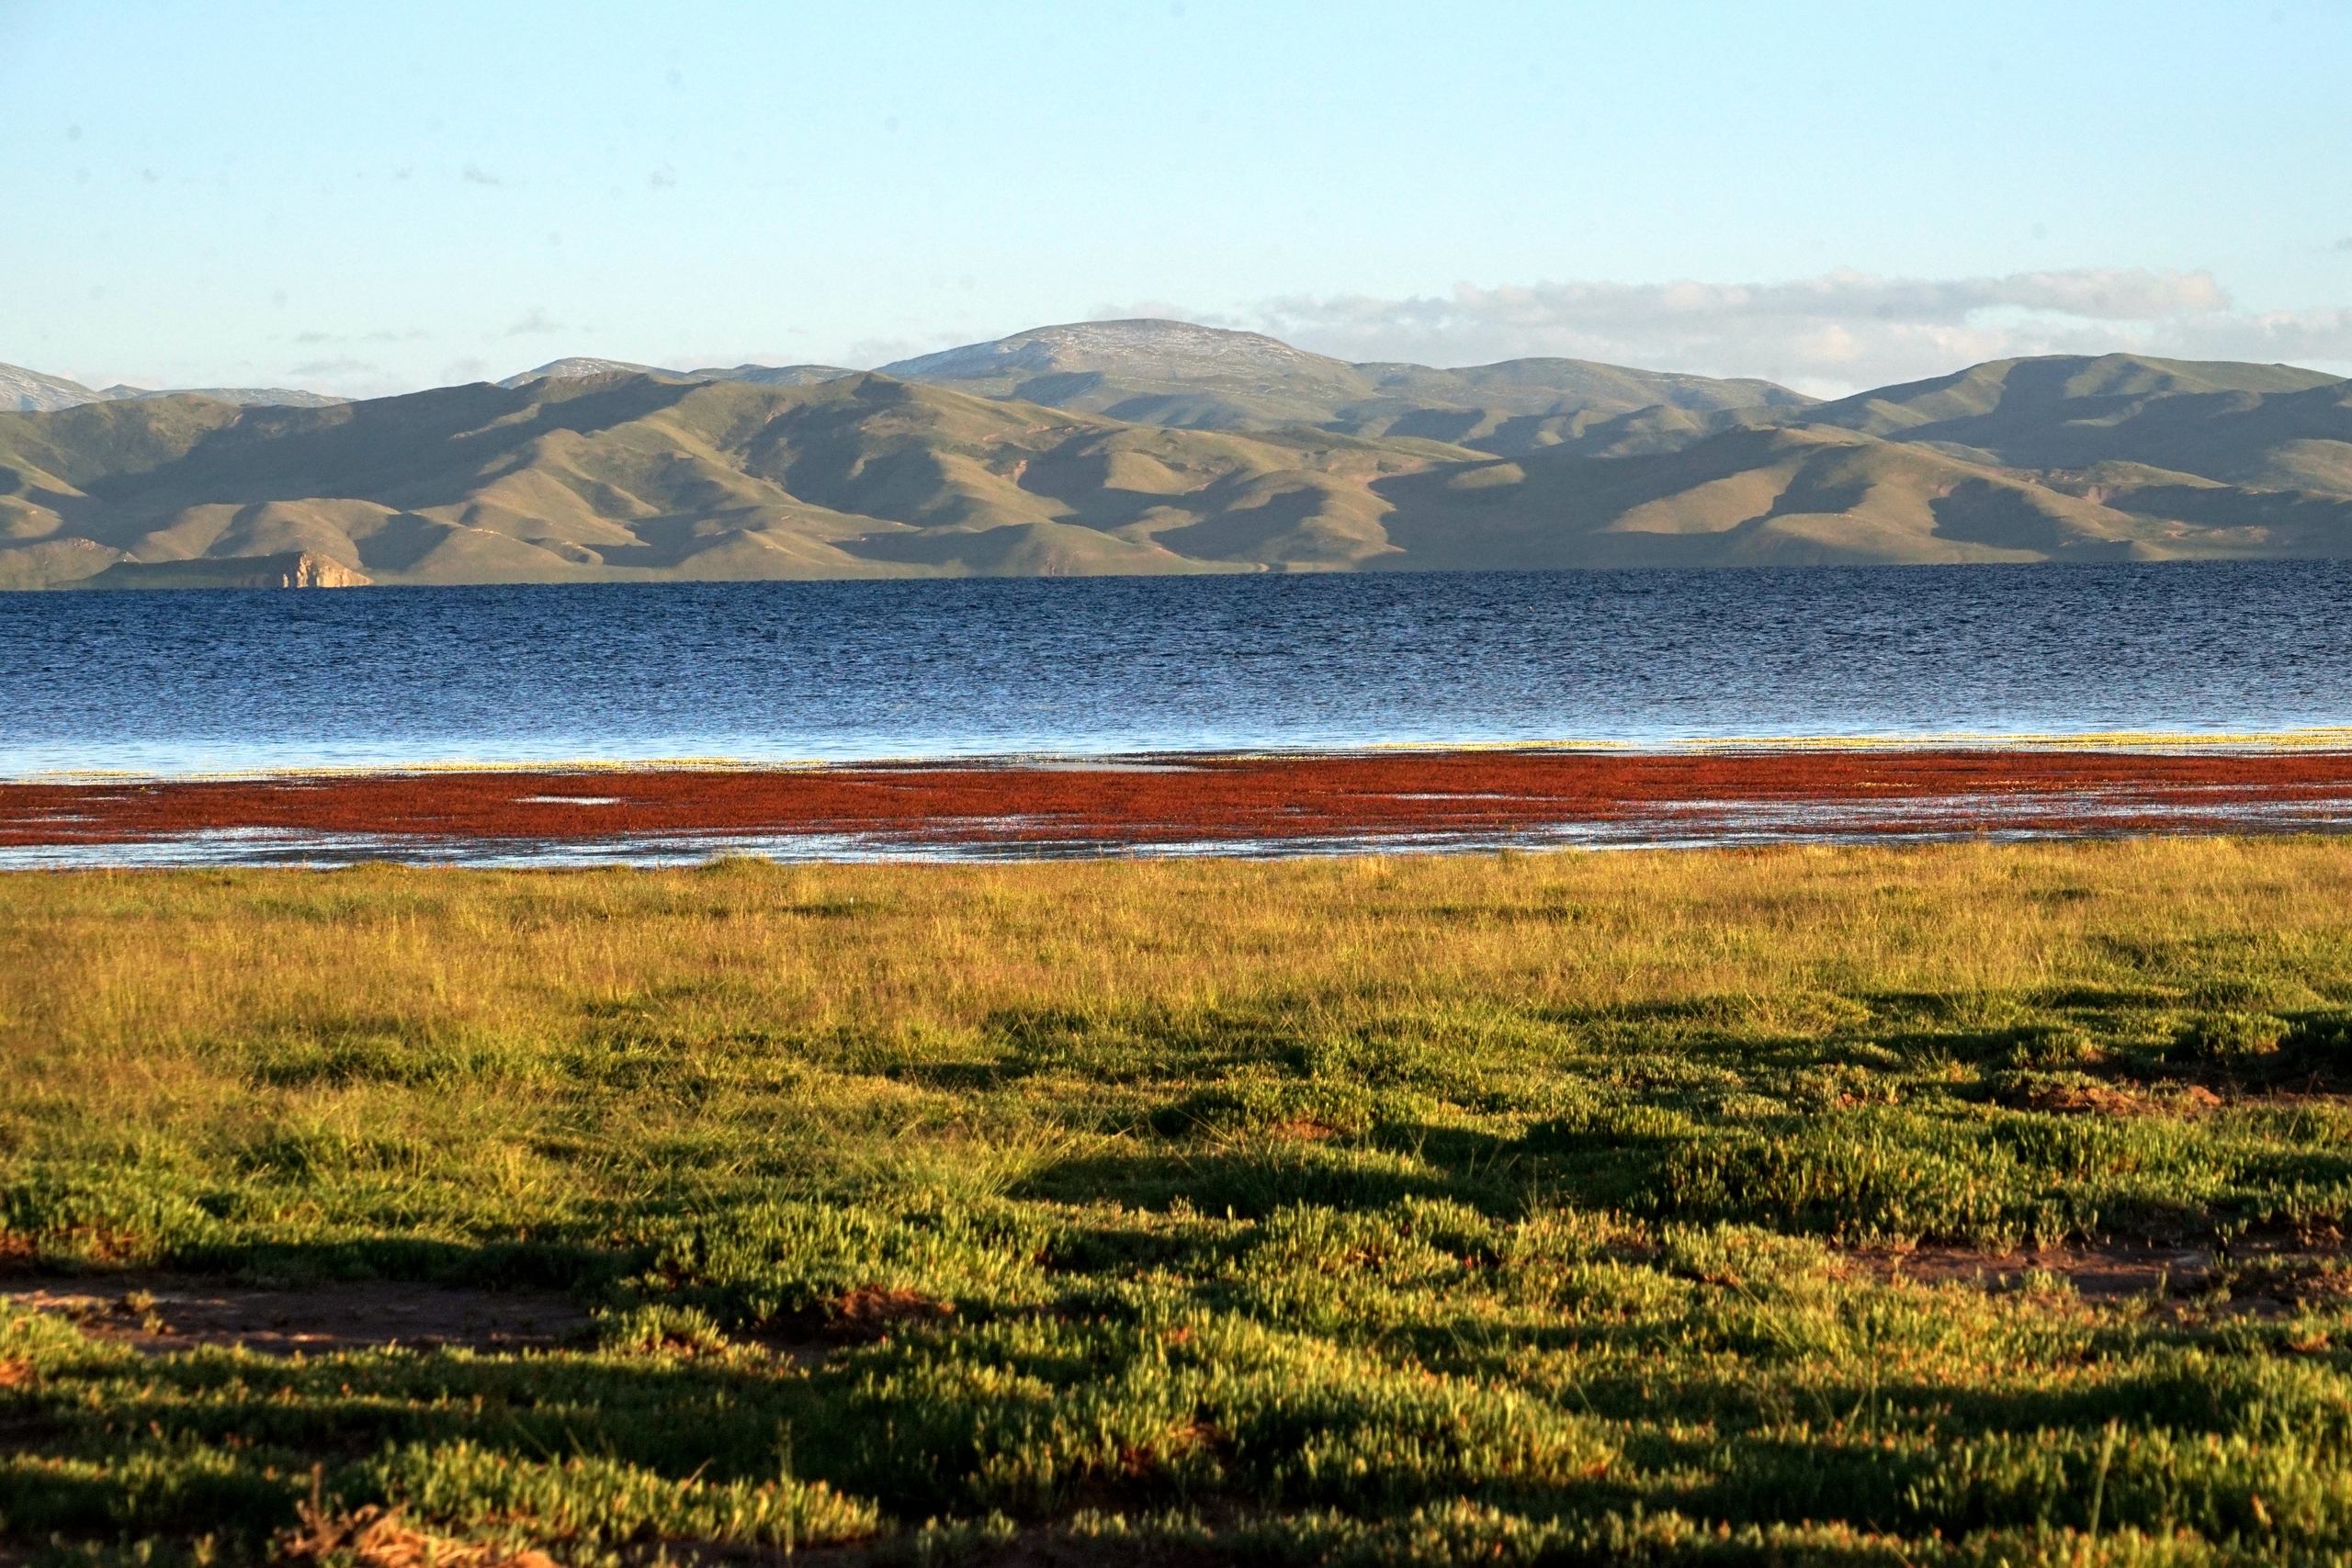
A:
3;837;2346;1125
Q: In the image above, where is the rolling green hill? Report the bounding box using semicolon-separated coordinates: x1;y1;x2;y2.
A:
1;333;2346;588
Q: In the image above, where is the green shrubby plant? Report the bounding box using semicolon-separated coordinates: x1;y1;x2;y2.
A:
6;842;2352;1561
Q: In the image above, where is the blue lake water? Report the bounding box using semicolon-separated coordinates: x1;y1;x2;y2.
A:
4;562;2349;776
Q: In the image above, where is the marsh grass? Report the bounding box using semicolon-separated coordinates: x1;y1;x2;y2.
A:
6;840;2352;1563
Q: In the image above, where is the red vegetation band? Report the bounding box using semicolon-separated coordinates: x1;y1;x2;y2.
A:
5;750;2351;849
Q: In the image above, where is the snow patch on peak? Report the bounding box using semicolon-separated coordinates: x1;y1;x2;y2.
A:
1;363;102;412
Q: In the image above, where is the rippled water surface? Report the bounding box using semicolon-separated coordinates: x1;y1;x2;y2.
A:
5;563;2348;775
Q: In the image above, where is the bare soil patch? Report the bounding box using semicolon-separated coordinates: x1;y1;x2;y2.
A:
1868;1243;2216;1298
2002;1080;2227;1116
1854;1234;2352;1319
819;1286;956;1341
1;1274;592;1356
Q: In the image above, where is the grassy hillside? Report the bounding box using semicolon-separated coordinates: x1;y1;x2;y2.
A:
0;373;1473;585
515;321;1814;457
8;841;2352;1563
1774;354;2352;488
1711;354;2352;562
3;343;2348;587
878;320;1813;456
1373;425;2324;569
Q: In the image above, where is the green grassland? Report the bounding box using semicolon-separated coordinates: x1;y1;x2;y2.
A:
7;840;2352;1564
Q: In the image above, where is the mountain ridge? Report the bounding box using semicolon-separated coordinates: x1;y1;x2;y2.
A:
1;363;345;414
496;357;859;389
1;326;2345;589
498;319;1816;456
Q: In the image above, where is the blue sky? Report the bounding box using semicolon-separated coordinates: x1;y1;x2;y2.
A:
6;0;2349;396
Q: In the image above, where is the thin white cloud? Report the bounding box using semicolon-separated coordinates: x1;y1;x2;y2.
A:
503;309;565;338
1230;269;2351;393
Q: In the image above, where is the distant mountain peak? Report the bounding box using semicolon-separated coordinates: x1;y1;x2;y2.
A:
1;362;105;412
0;361;342;412
883;319;1344;381
498;357;684;388
125;386;346;408
498;357;859;389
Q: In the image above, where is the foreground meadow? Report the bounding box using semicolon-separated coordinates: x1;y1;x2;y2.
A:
6;840;2352;1566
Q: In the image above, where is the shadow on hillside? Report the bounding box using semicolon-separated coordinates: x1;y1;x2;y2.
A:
52;376;710;539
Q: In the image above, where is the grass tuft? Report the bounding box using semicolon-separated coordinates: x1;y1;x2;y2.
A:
7;841;2352;1561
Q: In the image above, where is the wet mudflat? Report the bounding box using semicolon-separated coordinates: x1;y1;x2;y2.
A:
6;746;2352;865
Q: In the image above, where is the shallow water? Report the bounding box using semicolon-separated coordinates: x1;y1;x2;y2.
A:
4;561;2349;777
5;787;2347;870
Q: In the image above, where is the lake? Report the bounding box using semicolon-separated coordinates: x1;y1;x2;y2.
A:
4;561;2348;777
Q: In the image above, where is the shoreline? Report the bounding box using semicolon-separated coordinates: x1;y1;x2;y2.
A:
6;747;2352;865
10;725;2352;785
